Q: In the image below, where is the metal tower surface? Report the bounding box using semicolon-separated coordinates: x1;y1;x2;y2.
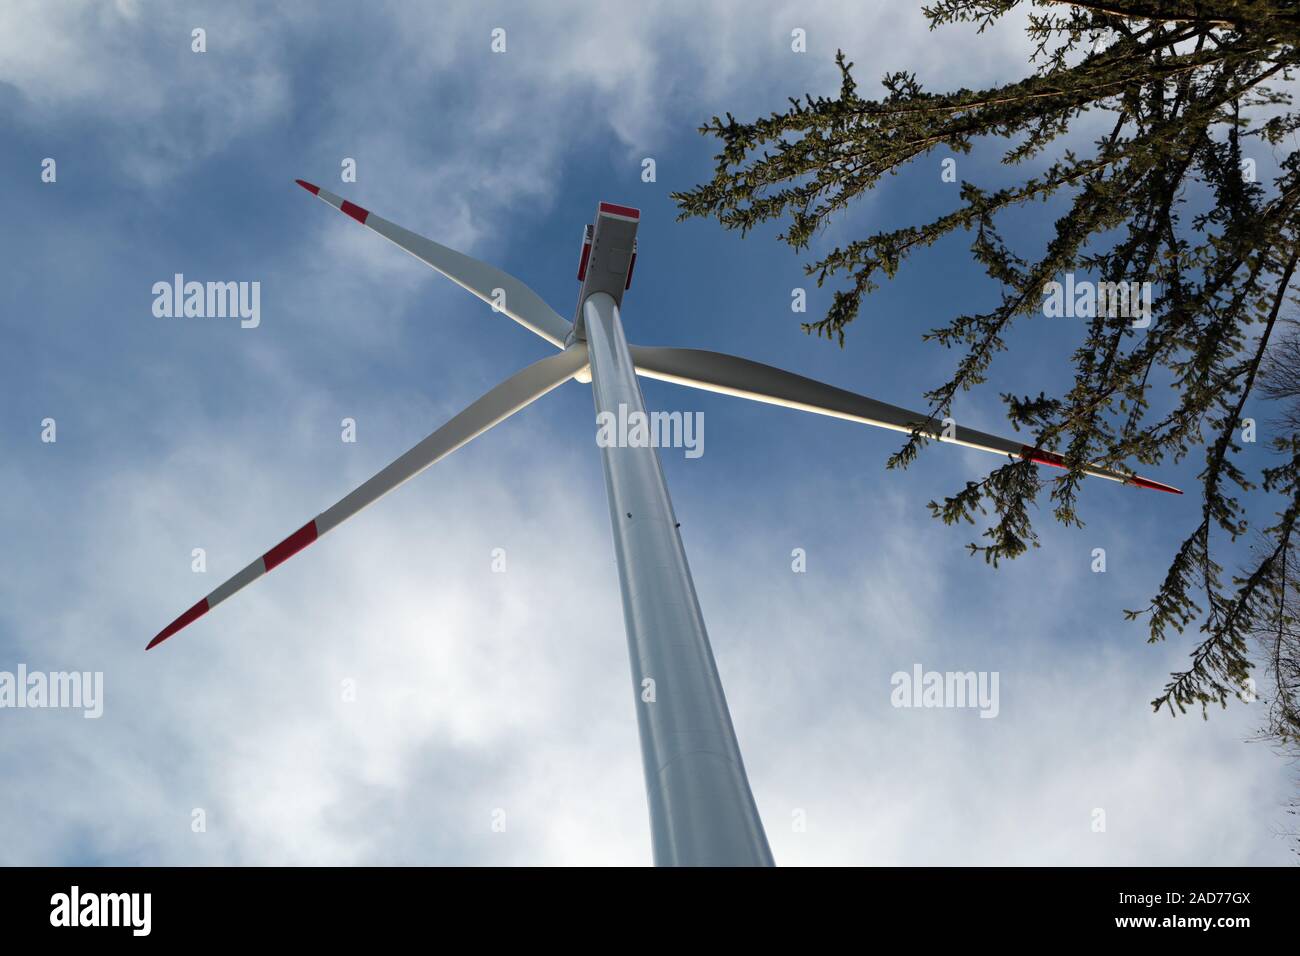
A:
585;291;773;865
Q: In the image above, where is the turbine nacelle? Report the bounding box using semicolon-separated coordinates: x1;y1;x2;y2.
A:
571;202;639;346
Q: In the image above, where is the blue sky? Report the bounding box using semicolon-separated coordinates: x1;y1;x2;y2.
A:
0;1;1293;865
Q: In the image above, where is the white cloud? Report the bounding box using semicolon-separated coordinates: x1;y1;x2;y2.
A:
0;396;1289;864
0;1;294;185
0;1;1034;186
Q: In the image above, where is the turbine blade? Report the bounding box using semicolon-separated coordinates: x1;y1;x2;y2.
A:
147;345;590;650
630;346;1181;494
294;180;571;348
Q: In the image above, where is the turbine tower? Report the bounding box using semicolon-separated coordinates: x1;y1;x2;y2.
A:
147;184;1181;866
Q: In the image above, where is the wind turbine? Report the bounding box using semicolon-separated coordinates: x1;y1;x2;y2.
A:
147;182;1182;866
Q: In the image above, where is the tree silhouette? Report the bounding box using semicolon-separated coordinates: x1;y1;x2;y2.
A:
674;1;1300;721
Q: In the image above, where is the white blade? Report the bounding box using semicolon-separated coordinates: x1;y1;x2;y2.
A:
147;345;590;649
629;346;1180;494
296;180;571;348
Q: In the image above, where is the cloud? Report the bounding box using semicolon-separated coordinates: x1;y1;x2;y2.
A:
0;1;1035;185
0;394;1289;864
0;1;293;185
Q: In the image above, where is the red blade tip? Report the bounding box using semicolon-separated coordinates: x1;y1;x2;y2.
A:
146;598;210;650
1129;475;1183;495
295;179;320;195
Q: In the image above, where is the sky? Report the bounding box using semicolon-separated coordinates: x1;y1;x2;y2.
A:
0;0;1294;865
